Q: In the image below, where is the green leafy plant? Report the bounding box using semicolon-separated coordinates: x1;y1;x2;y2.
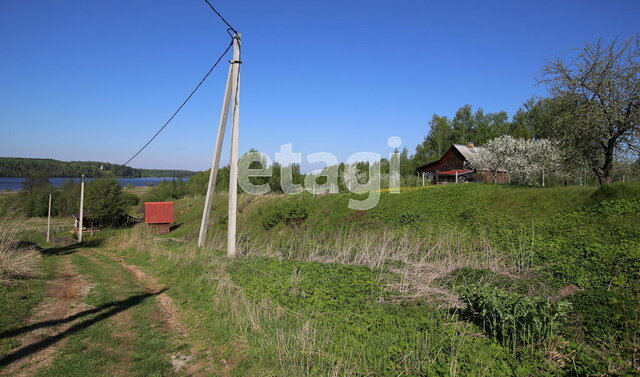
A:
460;285;571;353
261;202;309;230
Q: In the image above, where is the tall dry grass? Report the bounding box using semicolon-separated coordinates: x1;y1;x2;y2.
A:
0;214;40;282
200;224;518;307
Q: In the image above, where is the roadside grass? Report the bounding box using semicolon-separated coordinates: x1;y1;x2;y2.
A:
107;228;557;376
0;214;57;356
0;255;55;356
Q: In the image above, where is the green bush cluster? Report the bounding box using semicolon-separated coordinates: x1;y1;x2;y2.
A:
261;202;309;230
460;285;571;353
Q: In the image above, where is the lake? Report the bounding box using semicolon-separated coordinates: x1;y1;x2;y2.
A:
0;177;187;191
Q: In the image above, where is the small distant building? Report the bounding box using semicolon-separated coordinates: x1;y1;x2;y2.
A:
416;142;509;184
144;202;173;234
71;213;97;235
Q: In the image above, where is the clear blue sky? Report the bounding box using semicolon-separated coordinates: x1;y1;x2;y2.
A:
1;0;639;171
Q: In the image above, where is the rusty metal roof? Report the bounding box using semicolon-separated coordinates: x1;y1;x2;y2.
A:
144;202;173;224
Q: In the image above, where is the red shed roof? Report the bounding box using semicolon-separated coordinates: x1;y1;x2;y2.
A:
144;202;173;224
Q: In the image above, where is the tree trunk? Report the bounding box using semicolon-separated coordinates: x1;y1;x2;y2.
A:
596;137;617;185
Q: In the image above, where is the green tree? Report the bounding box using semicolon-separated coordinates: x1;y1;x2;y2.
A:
85;178;126;227
414;114;453;166
22;173;50;191
17;173;53;216
539;36;640;184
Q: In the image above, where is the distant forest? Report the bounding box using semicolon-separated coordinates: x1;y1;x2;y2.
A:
0;157;196;178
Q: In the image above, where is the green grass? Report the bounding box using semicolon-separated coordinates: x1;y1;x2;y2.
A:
107;237;554;376
5;182;639;375
36;253;177;377
152;182;640;375
0;255;56;355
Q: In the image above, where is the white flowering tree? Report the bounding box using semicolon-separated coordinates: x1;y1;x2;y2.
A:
466;135;562;184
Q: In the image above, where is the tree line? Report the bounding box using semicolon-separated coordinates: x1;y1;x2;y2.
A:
0;157;196;178
0;174;139;225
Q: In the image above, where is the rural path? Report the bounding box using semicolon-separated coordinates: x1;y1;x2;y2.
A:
0;247;202;376
0;258;87;376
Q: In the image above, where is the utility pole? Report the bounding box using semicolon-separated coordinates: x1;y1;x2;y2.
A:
227;33;241;258
78;175;85;243
47;193;52;243
197;33;242;258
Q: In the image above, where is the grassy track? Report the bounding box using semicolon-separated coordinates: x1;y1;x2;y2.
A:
0;242;185;377
35;251;178;377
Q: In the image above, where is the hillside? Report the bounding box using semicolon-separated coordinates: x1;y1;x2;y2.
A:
1;182;639;376
137;182;640;374
0;157;196;178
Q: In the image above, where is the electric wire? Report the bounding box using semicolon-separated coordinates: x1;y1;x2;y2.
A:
122;41;233;167
202;0;237;34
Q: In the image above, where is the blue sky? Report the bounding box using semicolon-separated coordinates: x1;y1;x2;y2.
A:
1;0;639;171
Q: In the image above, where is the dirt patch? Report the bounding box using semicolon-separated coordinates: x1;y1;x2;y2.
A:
551;284;582;302
0;258;89;376
113;259;215;375
116;261;188;338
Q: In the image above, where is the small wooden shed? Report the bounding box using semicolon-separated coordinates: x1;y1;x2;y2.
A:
144;202;173;234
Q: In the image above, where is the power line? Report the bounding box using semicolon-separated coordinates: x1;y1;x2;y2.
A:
122;41;233;167
202;0;237;34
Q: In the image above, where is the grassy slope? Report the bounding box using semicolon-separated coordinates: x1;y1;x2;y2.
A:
110;234;549;376
111;182;639;375
4;183;638;375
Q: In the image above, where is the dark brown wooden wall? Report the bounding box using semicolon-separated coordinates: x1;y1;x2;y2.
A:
423;149;465;172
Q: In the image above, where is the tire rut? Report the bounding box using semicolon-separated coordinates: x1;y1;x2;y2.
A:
104;255;212;375
0;257;89;377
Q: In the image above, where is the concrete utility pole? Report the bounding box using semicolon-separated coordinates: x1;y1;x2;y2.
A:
47;193;52;243
78;175;85;243
227;34;241;258
197;33;242;258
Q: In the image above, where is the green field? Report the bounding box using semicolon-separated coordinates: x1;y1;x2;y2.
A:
1;182;639;376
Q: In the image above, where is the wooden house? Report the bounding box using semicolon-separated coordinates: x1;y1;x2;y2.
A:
416;142;509;184
144;202;173;234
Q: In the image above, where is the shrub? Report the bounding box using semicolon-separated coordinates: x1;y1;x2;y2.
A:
121;191;139;206
85;178;127;227
460;285;571;353
261;202;309;230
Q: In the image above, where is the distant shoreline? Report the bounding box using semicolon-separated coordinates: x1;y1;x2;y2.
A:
0;177;187;191
0;157;197;179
